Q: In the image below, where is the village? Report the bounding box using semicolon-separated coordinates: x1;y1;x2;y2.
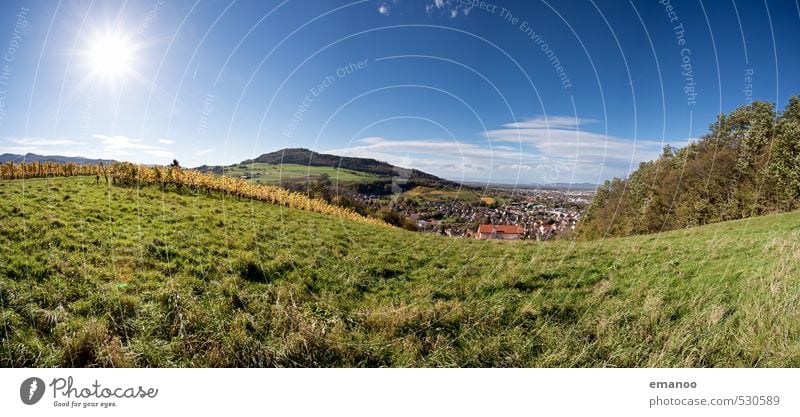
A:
363;186;593;241
211;160;594;242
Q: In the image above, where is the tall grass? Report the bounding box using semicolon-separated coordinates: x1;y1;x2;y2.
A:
1;176;798;367
0;161;389;228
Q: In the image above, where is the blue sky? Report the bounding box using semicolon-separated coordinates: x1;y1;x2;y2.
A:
0;0;798;184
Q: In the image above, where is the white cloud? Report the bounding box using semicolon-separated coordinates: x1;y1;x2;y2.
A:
377;3;390;15
426;0;471;18
0;134;176;162
91;134;171;155
326;137;546;183
482;116;679;168
349;136;535;161
4;137;86;146
323;116;689;184
89;134;176;159
501;115;595;130
0;146;87;157
195;148;215;156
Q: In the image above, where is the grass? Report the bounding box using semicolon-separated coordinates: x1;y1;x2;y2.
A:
403;186;484;202
221;163;382;185
1;176;799;367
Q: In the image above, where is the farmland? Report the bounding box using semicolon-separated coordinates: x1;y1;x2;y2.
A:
214;162;383;185
402;185;488;202
1;175;799;367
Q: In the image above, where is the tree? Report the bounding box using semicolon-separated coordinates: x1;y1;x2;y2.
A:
579;96;800;240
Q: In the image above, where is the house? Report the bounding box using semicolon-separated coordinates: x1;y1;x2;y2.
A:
535;224;558;241
476;224;524;240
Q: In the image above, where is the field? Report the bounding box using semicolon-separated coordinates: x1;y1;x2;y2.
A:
219;163;382;185
402;185;488;202
1;176;799;367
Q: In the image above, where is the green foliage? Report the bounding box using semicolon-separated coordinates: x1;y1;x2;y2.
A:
376;207;418;231
1;177;799;367
580;97;800;239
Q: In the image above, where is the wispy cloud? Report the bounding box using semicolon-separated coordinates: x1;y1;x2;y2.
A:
326;137;543;183
426;0;471;18
194;148;214;156
4;136;87;147
91;134;175;158
0;134;176;161
377;2;390;16
482;116;678;167
500;116;595;130
158;138;175;144
324;116;688;184
0;146;87;157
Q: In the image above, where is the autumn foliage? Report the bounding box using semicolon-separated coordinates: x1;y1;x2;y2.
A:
580;97;800;239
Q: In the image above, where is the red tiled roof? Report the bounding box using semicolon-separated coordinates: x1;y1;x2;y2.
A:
478;224;523;234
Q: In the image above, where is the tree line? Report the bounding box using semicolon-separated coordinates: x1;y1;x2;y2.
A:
579;97;800;239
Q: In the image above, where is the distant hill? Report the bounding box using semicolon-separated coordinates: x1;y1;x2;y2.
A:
244;148;451;182
542;182;598;191
0;153;115;165
464;181;598;191
202;148;464;194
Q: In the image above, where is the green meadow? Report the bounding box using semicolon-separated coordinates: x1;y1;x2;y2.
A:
1;176;799;367
219;162;382;185
402;186;488;202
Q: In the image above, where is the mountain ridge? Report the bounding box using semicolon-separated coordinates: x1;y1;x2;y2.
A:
0;152;115;165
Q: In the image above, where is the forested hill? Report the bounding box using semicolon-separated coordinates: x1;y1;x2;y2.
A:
242;148;461;189
579;96;800;240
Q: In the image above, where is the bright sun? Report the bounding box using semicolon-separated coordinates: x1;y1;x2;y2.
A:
87;33;134;81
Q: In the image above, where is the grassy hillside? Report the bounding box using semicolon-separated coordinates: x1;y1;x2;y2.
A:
217;162;382;185
240;148;463;191
1;176;799;367
403;185;487;202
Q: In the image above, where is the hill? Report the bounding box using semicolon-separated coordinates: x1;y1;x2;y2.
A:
2;174;799;367
238;148;462;191
198;162;383;186
0;152;115;165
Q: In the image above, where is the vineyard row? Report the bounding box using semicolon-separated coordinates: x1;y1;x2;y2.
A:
0;161;391;228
